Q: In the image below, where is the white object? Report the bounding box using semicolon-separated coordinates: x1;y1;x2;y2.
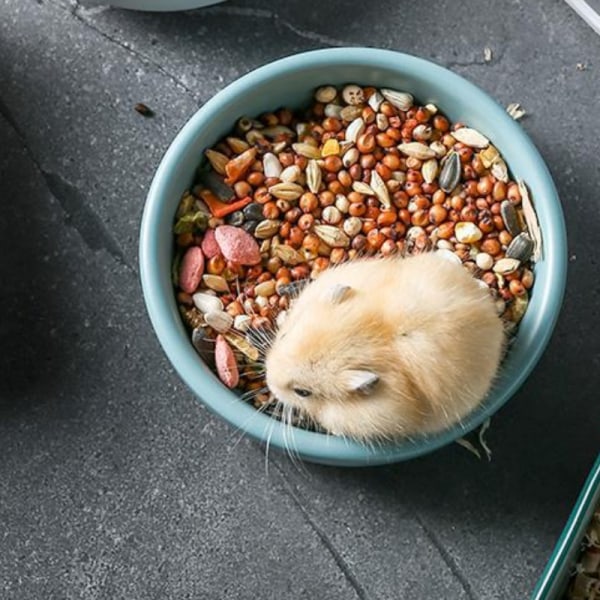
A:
564;0;600;35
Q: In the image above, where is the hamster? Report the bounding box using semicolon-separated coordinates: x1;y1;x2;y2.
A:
265;252;505;441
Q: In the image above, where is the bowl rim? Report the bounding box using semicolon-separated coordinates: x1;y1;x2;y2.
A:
139;47;568;466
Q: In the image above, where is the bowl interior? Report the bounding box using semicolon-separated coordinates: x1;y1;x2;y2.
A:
140;48;567;466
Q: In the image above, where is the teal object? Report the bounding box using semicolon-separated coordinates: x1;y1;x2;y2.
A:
139;48;568;466
532;454;600;599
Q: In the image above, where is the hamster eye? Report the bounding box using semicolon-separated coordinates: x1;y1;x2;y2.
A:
293;387;312;398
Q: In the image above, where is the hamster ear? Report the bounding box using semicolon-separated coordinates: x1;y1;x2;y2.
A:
344;370;379;394
327;284;353;304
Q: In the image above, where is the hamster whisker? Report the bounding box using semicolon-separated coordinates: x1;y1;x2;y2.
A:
282;405;310;478
227;397;274;452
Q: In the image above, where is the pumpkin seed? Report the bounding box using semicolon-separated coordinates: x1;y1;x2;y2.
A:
254;219;281;239
263;152;283;178
314;224;350;248
500;200;523;236
204;310;233;333
397;142;436;160
438;151;461;192
452;127;490;149
193;292;224;314
381;88;414;111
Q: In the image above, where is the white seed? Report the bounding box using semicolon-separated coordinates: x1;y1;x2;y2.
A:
491;158;509;182
421;158;439;184
342;84;365;105
368;89;384;111
335;194;350;214
233;314;252;333
345;117;365;143
322;206;342;225
425;103;438;115
204;310;233;333
430;141;448;158
455;222;483;244
262;152;283;178
314;224;350;248
412;124;433;141
340;105;363;121
255;296;268;309
436;239;454;251
279;165;301;183
342;147;360;168
315;85;337;103
324;103;343;118
306;159;322;194
452;127;490;149
343;217;362;237
476;252;494;271
192;292;224;314
391;170;407;184
381;88;414;111
493;257;521;274
292;142;321;159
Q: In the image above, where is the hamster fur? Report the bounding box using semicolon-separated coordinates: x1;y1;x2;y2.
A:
265;252;505;441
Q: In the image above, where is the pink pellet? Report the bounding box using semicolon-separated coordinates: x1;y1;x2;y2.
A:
201;229;221;259
215;335;239;388
179;246;205;293
214;225;261;265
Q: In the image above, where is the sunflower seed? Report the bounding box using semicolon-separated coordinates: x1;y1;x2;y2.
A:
263;152;283;178
292;143;321;159
345;117;366;144
268;182;304;200
203;274;230;292
273;244;305;266
315;85;337;103
193;292;224;314
506;232;534;262
352;181;375;195
381;89;414;111
368;90;384;111
438;151;461;192
422;158;439;184
191;327;215;365
204;310;233;333
500;200;523;236
340;105;363;122
369;170;391;208
518;179;542;261
493;257;521;274
314;224;350;248
254;219;281;239
204;149;229;175
278;279;309;297
397;142;436;160
452;127;490;149
491;158;509;182
342;84;365;106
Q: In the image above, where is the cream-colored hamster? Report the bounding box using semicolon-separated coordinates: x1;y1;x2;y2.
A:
265;252;505;441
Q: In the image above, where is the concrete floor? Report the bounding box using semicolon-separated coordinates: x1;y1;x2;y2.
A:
1;0;599;598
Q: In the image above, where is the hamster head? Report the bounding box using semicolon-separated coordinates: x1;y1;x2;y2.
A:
265;254;505;441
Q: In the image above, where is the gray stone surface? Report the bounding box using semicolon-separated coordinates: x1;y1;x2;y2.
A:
0;0;599;598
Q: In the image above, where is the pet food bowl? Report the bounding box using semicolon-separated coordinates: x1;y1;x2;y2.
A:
139;48;567;466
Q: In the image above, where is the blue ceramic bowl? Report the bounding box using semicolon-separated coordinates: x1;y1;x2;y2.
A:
139;48;567;466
